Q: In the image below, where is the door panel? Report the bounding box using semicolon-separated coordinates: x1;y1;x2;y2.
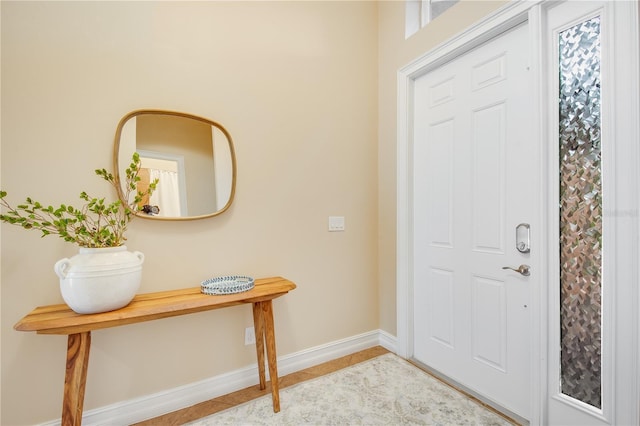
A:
412;23;534;419
471;277;506;371
472;103;506;252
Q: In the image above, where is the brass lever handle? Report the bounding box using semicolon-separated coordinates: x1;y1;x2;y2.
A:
502;264;531;276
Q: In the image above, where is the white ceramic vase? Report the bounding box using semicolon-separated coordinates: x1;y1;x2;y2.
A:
54;246;144;314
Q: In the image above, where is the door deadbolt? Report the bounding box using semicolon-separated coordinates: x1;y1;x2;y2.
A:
516;223;530;253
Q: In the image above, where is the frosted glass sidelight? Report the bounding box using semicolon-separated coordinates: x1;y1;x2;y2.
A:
558;16;602;409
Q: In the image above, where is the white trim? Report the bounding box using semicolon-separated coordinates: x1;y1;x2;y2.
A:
527;5;546;423
396;48;412;361
608;2;640;425
398;1;532;79
405;0;421;39
38;330;397;426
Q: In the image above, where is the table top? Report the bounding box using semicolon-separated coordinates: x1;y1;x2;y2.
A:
14;276;296;335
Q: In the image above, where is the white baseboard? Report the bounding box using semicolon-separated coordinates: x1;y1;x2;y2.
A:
41;329;397;426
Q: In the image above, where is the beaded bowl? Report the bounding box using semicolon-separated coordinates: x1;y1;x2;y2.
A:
201;275;255;295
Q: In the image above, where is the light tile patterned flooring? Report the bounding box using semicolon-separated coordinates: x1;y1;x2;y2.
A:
133;346;517;425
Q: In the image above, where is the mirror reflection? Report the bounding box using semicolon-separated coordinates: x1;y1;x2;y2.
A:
114;110;236;220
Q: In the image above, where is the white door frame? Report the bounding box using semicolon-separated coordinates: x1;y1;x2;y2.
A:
396;1;640;424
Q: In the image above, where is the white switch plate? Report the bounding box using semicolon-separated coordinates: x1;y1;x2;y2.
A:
328;216;345;231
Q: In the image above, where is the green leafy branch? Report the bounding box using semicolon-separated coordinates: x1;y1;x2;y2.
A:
0;152;158;248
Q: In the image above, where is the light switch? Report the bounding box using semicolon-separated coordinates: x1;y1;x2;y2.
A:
328;216;345;232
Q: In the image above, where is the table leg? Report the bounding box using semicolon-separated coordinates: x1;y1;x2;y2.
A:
252;302;266;390
62;332;91;426
261;300;281;413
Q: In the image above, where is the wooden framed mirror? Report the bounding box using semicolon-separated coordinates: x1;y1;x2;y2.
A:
114;110;237;220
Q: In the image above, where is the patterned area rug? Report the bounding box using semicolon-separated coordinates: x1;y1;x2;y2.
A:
186;353;513;425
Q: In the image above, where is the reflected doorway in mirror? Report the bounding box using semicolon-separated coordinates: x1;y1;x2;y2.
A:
137;150;187;217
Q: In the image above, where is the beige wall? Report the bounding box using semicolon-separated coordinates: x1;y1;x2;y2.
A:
1;2;378;424
1;1;506;424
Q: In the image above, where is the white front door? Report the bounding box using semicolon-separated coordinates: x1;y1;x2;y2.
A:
412;23;535;420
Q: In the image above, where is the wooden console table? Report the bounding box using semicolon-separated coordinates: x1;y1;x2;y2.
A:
14;276;296;426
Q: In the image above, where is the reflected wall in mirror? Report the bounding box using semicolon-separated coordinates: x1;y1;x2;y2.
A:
114;110;236;220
